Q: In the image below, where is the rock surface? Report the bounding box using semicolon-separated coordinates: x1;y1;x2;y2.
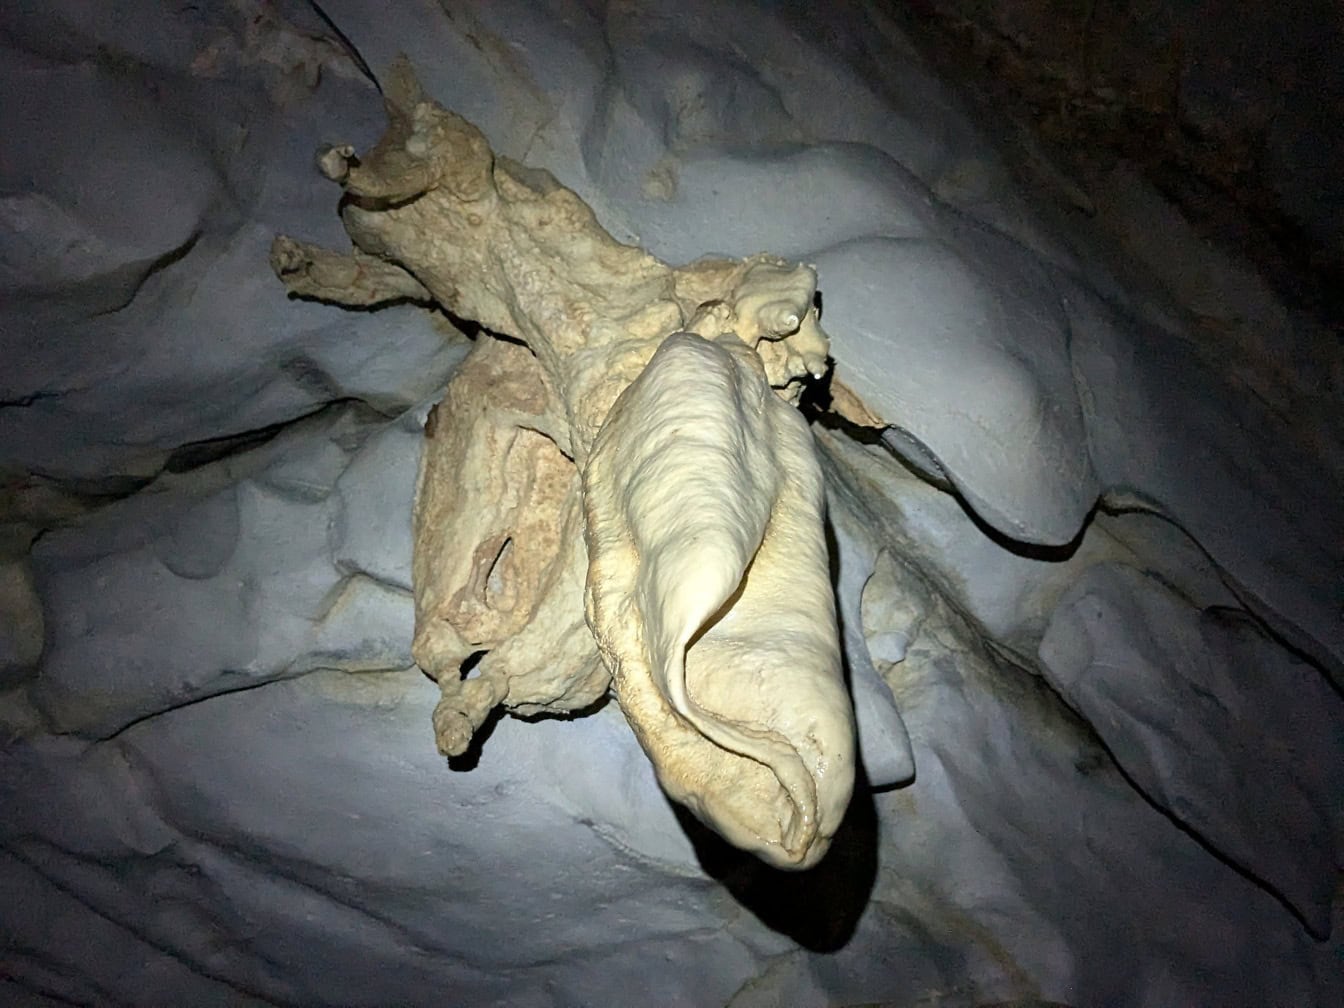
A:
1;1;1340;1006
1039;562;1344;937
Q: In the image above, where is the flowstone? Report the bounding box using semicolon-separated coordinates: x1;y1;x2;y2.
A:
272;60;861;868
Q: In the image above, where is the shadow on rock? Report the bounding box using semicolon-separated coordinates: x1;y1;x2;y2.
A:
672;763;880;952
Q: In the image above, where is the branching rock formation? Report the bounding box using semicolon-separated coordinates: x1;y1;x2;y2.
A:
271;59;854;868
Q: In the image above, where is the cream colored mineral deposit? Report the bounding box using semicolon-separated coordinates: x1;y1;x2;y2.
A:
271;58;856;867
584;332;854;868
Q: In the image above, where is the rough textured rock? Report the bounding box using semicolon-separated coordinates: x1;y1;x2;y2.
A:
1;2;1341;1005
1039;561;1344;936
26;405;418;738
272;63;875;865
411;336;606;754
0;559;43;687
1062;278;1344;681
0;0;427;493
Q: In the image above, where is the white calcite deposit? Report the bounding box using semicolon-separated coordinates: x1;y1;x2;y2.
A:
1;1;1341;1006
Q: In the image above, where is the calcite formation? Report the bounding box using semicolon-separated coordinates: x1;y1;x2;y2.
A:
584;332;852;867
271;59;854;868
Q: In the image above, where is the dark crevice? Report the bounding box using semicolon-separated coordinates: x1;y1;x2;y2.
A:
86;664;367;744
2;842;289;1007
163;396;391;475
949;487;1092;563
816;412;1091;562
0;947;134;1008
512;691;611;726
0;390;65;410
306;0;380;93
458;650;488;681
17;398;388;554
20;475;158;536
89;229;202;318
483;538;512;606
162;418;292;474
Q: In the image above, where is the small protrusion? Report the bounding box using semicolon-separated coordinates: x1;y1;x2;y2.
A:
316;144;356;182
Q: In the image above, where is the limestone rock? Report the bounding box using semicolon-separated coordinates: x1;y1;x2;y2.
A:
1039;562;1344;936
815;234;1098;548
0;558;43;686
